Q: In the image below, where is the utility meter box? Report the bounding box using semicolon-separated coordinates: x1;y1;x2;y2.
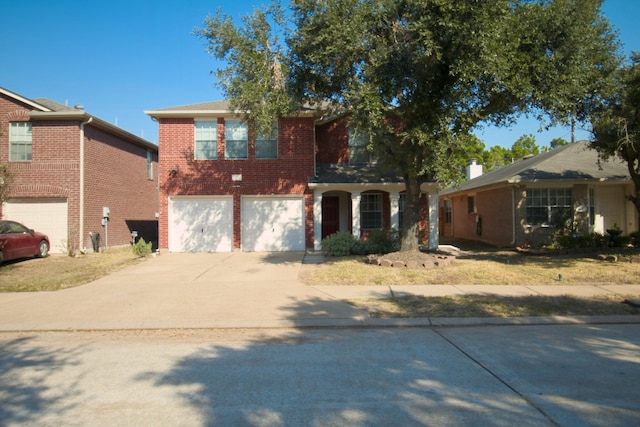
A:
103;207;110;218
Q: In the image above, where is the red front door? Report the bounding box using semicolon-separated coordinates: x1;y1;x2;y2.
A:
321;196;340;239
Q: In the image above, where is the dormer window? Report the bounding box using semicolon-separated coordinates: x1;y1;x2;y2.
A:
348;129;376;164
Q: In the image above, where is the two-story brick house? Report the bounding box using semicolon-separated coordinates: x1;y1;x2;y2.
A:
146;101;438;252
1;87;159;254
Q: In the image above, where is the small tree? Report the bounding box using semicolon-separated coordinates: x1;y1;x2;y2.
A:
0;164;13;204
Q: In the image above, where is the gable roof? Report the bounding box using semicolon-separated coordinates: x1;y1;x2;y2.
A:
441;141;630;195
0;87;52;111
145;100;318;119
0;87;157;152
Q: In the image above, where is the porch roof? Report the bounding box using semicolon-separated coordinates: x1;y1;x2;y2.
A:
312;164;404;184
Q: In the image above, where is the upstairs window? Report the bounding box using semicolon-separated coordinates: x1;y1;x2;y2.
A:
526;188;572;227
256;122;278;159
10;122;32;161
194;121;217;160
146;150;153;180
225;121;248;159
361;193;383;230
348;129;376;164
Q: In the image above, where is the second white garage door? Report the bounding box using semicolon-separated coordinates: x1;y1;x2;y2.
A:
168;196;233;252
242;197;305;251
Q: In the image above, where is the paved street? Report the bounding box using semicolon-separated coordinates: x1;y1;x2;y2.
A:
2;324;639;426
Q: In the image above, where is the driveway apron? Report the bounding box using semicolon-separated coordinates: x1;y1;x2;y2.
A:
0;252;367;331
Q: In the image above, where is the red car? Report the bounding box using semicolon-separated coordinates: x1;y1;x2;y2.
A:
0;220;50;266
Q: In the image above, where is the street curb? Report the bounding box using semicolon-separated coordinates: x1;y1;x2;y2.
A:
0;314;638;332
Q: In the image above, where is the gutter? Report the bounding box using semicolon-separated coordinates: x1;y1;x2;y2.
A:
79;116;93;252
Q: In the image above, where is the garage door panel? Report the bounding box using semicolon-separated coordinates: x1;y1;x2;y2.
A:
169;197;232;252
3;200;68;254
242;197;304;252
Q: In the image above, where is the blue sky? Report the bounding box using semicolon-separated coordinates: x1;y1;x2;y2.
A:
1;0;637;148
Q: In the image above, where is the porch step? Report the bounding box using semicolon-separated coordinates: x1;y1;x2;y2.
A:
303;250;327;264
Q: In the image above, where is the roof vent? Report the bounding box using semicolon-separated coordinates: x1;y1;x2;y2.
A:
74;104;84;110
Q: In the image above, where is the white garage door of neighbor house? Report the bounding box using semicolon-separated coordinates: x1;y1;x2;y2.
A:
242;197;305;251
3;199;68;254
168;196;233;252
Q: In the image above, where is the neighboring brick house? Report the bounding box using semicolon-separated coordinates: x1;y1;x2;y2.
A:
146;101;439;252
439;141;638;247
0;87;159;254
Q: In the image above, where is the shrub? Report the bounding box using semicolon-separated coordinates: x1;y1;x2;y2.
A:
321;232;356;256
321;229;400;256
363;228;400;254
630;231;640;247
132;237;153;257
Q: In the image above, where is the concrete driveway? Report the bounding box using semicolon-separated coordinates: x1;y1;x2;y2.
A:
0;252;367;331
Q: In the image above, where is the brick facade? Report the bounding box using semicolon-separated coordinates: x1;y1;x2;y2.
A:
157;116;315;250
1;88;158;252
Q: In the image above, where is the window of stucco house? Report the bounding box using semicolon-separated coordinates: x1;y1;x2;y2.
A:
256;121;278;159
225;121;248;160
526;188;572;227
194;120;218;160
9;122;32;161
361;193;383;229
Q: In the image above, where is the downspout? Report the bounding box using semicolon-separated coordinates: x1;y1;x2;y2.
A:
79;116;93;251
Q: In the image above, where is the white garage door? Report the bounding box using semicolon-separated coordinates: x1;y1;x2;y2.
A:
242;197;305;251
168;196;233;252
3;199;68;254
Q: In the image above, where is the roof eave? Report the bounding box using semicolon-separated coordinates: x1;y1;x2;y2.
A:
145;109;319;120
29;111;158;151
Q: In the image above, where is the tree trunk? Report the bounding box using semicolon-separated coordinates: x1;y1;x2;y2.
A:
400;174;422;251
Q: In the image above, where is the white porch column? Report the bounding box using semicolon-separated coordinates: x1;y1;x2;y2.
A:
313;190;323;250
351;192;361;240
389;191;400;230
428;190;439;250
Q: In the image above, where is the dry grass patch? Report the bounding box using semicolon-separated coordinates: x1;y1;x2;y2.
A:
0;248;148;292
349;294;640;318
300;253;640;286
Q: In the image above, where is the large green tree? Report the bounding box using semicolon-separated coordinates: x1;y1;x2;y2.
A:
591;52;640;216
198;0;620;251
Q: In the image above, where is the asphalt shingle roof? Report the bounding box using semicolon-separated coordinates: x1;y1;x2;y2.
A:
442;140;630;194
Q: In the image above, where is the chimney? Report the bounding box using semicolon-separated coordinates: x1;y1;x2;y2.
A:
466;158;483;181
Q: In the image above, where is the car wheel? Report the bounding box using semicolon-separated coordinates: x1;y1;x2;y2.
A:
0;251;3;266
37;240;49;258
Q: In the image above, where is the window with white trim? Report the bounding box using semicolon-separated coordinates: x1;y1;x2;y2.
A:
361;193;383;229
256;121;278;159
225;121;248;159
194;121;217;160
526;188;572;227
10;122;32;161
146;150;153;180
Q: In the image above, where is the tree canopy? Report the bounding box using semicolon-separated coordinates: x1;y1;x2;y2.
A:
591;52;640;215
198;0;621;250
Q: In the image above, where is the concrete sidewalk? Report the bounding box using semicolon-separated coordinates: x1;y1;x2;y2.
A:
0;251;638;331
